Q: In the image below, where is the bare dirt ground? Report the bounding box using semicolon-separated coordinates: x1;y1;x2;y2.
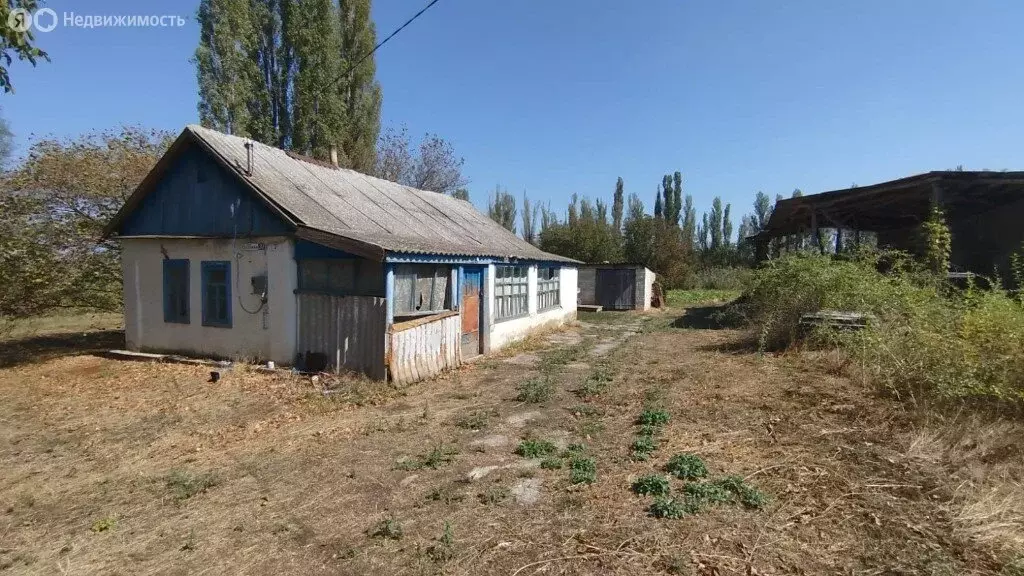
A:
1;306;1021;575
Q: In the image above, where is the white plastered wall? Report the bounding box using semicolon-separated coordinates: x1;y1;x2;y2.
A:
487;264;578;351
121;237;297;364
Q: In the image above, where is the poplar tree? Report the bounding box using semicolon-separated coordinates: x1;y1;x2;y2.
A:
612;177;624;234
654;187;664;220
672;171;682;226
195;0;382;169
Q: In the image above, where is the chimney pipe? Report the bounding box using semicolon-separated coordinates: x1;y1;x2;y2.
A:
244;141;254;176
329;146;338;168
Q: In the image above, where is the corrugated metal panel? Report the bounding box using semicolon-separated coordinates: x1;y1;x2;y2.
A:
181;125;576;262
297;294;386;379
388;312;461;385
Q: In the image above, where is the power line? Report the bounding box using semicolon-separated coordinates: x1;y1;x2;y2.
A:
326;0;442;90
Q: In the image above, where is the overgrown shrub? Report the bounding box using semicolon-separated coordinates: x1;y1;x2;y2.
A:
742;251;1024;406
743;251;943;351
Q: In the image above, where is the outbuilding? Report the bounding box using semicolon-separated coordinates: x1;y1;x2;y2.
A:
577;264;655;311
104;125;579;383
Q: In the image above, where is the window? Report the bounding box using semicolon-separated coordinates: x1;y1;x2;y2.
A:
538;266;560;311
393;264;450;317
201;261;232;328
163;259;189;323
495;265;529;320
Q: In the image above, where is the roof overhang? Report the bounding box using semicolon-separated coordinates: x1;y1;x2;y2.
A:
762;171;1024;237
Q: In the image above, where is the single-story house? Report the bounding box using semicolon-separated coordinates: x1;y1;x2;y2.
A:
756;171;1024;278
103;125;579;383
577;264;655;310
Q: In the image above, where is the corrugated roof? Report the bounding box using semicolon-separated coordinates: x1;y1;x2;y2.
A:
184;125;576;262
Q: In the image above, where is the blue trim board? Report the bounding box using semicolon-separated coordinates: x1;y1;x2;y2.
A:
385;252;574;266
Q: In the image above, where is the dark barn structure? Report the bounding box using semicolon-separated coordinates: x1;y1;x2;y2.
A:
757;171;1024;278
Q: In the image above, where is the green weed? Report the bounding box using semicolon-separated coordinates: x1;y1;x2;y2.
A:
516;377;554;403
90;516;117;533
515;439;557;458
630;435;658;461
665;453;708;480
631;474;671;496
575;368;613;397
396;445;459;470
427;521;455;563
648;496;694;519
540;457;563;470
636;408;670;427
715;475;769;509
453;410;490;430
367;517;403;540
568;456;597;484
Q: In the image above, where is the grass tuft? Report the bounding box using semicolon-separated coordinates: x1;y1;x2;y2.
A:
165;470;219;503
636;408;670;427
367;517;403;540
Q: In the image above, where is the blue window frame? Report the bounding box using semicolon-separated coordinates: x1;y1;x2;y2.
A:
162;259;190;324
201;261;232;328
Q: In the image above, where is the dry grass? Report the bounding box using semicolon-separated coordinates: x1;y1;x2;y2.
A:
0;310;1020;574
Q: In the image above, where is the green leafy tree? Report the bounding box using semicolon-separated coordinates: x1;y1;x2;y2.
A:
338;0;383;172
681;194;696;247
0;109;12;167
452;188;469;201
611;177;624;235
661;175;675;224
722;202;733;247
672;171;683;227
0;0;49;93
654;187;663;220
708;197;724;250
752;191;772;232
621;194;692;287
195;0;382;169
0;127;172;317
488;186;516;232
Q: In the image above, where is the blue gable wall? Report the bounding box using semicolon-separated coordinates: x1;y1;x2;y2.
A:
120;145;291;237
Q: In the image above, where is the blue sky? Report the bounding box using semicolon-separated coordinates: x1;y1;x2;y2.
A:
5;0;1024;225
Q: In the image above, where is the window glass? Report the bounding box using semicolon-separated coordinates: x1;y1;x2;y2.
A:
495;265;529;320
202;261;231;328
163;259;189;323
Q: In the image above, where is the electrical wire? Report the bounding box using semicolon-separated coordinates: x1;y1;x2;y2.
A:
325;0;442;90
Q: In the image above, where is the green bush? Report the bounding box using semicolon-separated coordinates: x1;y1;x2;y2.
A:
743;251;942;351
743;251;1024;406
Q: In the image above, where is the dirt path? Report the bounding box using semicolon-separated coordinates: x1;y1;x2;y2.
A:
0;311;1015;575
